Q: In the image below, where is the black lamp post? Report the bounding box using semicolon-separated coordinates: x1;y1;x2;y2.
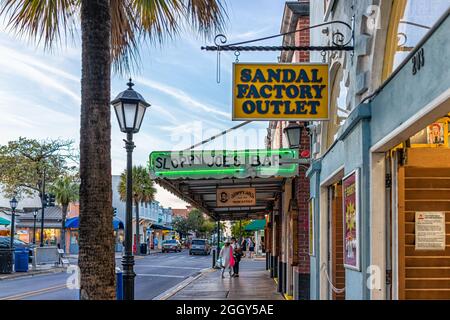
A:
33;210;38;245
111;79;150;300
9;197;18;249
283;121;303;149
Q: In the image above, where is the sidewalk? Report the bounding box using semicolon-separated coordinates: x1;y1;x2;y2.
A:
168;259;283;300
0;264;65;281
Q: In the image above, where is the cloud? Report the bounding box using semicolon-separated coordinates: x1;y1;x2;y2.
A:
0;46;80;104
137;77;229;118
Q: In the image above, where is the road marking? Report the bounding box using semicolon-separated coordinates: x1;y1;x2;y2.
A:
136;265;203;270
136;274;186;278
0;283;67;300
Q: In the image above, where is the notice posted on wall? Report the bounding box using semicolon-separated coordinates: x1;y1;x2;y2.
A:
415;212;446;250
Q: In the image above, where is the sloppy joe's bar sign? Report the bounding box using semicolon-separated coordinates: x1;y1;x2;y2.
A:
149;149;299;179
233;63;329;120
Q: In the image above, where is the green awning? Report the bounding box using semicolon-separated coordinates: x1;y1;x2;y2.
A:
0;217;10;226
244;219;266;231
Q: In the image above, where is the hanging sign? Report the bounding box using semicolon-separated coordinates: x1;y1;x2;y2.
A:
343;169;360;271
149;149;299;180
415;212;446;250
216;187;256;207
232;63;329;121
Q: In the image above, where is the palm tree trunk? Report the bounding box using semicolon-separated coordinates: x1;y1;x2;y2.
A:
61;204;68;253
78;0;115;300
135;200;140;255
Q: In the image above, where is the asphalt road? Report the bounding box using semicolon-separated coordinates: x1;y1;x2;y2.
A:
0;250;212;300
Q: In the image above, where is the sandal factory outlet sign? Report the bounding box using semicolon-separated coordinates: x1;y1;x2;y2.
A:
232;63;329;121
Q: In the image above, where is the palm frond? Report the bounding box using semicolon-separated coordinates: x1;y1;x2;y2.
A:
0;0;79;49
185;0;227;36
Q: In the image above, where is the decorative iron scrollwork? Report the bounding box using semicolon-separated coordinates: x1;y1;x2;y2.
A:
203;20;355;83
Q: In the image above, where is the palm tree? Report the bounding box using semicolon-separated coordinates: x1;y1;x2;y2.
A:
118;165;156;255
0;0;226;299
49;176;79;254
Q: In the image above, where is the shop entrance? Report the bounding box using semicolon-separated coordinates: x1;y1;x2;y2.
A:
328;182;345;300
396;147;450;299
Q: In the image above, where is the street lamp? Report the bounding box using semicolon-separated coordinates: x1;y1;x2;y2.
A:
111;79;150;300
9;197;18;249
33;210;38;244
283;121;303;149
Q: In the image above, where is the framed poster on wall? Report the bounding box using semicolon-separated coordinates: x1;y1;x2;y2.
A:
342;169;360;271
309;197;315;256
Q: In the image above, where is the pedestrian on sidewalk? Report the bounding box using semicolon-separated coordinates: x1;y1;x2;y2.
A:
231;237;242;277
219;241;235;278
241;237;247;258
249;237;255;259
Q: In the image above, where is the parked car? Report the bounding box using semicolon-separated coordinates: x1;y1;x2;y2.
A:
161;239;182;253
0;236;34;263
189;239;211;255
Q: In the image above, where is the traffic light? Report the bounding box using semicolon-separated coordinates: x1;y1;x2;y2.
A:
42;193;48;207
113;207;117;216
47;193;56;207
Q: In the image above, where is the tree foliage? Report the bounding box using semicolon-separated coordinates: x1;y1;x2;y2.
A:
0;137;78;199
0;0;228;74
118;165;156;205
231;219;253;239
173;209;219;238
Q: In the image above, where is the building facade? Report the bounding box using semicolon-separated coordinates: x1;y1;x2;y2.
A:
306;0;450;300
265;0;312;301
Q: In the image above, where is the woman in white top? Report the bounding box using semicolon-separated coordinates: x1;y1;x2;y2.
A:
219;242;234;278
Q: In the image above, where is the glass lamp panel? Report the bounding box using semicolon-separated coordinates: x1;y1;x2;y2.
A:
123;103;138;130
10;198;18;209
286;127;300;148
135;103;147;132
113;103;125;131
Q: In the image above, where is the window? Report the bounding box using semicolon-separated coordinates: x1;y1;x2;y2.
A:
383;0;450;79
325;66;348;148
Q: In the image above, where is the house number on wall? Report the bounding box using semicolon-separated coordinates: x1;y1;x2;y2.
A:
412;47;425;75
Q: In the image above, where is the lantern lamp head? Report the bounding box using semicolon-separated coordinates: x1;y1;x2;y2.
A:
111;79;151;134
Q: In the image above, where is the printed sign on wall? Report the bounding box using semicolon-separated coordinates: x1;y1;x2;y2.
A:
342;169;360;271
415;212;446;250
216;188;256;207
233;63;329;121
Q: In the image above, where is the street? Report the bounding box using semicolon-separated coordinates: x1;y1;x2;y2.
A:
0;250;211;300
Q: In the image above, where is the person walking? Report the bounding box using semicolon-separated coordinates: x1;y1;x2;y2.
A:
219;241;235;278
231;237;242;277
249;237;255;259
241;237;247;258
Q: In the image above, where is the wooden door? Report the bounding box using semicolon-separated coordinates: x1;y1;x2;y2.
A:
398;148;450;299
330;183;345;300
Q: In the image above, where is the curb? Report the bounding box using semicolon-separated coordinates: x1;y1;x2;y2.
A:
0;267;65;281
152;268;215;300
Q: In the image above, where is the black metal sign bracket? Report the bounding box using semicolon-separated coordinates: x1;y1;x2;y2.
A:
202;19;355;83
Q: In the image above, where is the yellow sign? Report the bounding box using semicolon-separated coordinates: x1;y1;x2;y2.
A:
216;187;256;207
232;63;329;120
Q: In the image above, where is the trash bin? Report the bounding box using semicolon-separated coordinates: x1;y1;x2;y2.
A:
140;243;147;255
116;267;123;300
14;248;29;272
0;248;14;274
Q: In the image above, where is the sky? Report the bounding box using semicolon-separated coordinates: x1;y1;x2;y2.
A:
0;0;288;209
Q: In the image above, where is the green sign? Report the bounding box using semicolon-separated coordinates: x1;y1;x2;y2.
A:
149;149;298;179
